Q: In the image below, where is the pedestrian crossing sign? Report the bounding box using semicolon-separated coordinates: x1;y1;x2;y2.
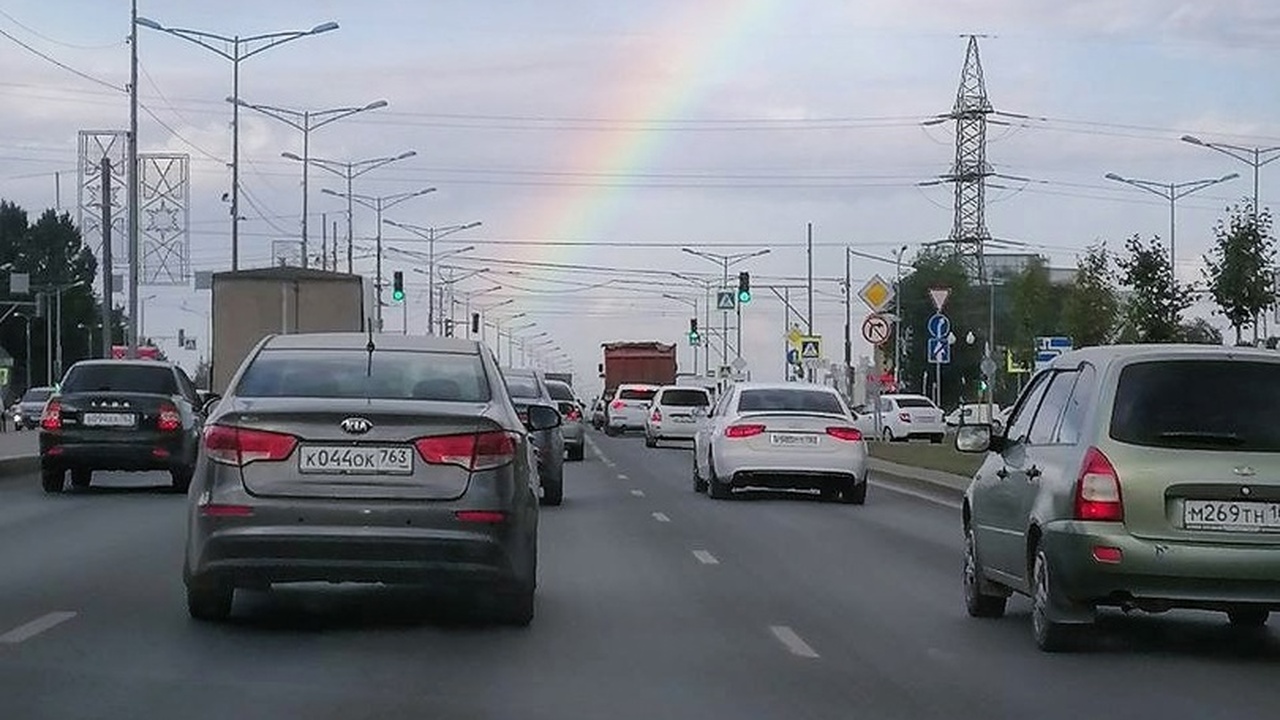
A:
799;336;821;359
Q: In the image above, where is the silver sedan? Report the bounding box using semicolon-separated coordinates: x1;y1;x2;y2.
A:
693;382;867;504
183;333;559;626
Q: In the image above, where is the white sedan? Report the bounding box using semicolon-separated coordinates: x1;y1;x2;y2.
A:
692;382;867;504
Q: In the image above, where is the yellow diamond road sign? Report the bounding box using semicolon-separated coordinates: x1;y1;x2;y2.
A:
859;274;894;313
786;326;804;348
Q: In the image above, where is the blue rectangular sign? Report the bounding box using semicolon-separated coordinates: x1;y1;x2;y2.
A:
927;337;951;364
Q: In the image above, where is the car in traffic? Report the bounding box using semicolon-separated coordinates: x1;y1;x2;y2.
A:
945;402;1002;428
39;359;206;493
590;397;607;431
605;383;659;436
644;385;711;447
184;333;558;625
545;378;585;462
503;367;565;505
693;382;867;503
13;385;54;430
875;393;946;443
956;344;1280;651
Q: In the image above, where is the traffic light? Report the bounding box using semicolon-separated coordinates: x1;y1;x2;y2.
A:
443;318;455;337
737;271;751;303
391;271;405;302
688;317;700;345
178;328;186;347
471;312;481;335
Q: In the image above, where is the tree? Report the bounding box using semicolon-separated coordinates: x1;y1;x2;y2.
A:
1062;243;1120;347
1004;256;1066;368
1115;234;1195;343
1202;201;1275;345
1176;317;1223;345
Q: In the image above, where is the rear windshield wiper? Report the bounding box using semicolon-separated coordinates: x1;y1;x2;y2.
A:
1155;431;1244;447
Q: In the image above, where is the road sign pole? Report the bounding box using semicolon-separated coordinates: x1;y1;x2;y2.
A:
935;354;941;407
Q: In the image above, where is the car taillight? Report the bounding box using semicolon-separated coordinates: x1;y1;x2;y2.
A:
157;402;181;432
611;400;625;410
199;504;254;518
415;431;517;471
825;426;863;442
567;407;581;421
1074;446;1123;522
204;425;298;467
899;412;911;423
651;408;662;422
455;510;507;524
40;400;62;431
725;424;766;438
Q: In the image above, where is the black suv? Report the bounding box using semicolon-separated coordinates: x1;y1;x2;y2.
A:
39;359;210;493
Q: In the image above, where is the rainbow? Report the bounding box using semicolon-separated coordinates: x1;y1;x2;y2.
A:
519;0;777;244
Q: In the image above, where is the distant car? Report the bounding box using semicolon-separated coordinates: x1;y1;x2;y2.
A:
545;379;585;462
957;344;1280;651
693;382;867;504
39;360;206;493
13;386;54;430
875;393;946;443
503;368;565;505
605;383;659;435
946;403;1002;428
644;385;711;447
184;333;557;625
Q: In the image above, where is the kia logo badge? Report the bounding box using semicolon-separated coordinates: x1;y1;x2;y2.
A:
340;417;373;434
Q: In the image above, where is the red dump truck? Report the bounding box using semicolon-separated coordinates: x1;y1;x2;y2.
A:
600;342;677;398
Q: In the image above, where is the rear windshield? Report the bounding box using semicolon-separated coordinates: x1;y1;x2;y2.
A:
546;382;575;401
738;389;846;415
61;364;177;395
505;374;541;399
896;397;936;409
1111;360;1280;452
236;350;491;402
659;389;710;406
619;388;657;401
22;388;51;403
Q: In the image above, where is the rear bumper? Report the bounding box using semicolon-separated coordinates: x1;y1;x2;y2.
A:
561;424;584;447
647;420;699;440
729;469;863;491
1045;521;1280;611
40;434;193;472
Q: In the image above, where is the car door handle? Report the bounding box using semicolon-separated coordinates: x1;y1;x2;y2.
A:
1025;466;1042;480
995;468;1009;479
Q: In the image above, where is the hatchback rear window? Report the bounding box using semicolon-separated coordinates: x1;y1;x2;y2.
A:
1111;360;1280;452
236;350;490;402
505;375;541;398
659;389;710;407
22;388;51;403
546;382;575;401
61;364;178;395
896;397;936;409
738;389;846;415
619;388;657;401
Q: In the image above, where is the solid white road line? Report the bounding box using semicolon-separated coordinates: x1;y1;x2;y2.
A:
769;625;820;659
692;550;719;565
869;479;963;510
652;512;671;523
0;611;77;644
630;489;646;497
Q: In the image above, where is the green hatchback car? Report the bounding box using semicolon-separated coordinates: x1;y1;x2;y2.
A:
956;344;1280;651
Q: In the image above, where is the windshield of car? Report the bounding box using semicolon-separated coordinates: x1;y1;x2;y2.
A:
235;349;491;402
1111;360;1280;451
505;374;542;399
619;387;657;401
546;382;575;401
737;389;846;415
21;388;51;403
60;364;178;395
895;397;937;409
658;389;710;406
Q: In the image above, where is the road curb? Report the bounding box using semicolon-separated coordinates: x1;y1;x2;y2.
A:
867;457;970;501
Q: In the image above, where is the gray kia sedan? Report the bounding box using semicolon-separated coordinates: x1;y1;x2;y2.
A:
183;333;559;626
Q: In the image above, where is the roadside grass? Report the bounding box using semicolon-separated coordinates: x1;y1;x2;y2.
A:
867;439;984;477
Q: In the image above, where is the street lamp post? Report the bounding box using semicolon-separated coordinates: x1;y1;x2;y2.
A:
410;261;482;336
488;312;526;365
236;98;387;266
474;298;513;344
679;248;770;372
135;16;339;271
321;188;436;330
285;150;416;274
1104;171;1240;274
1182;136;1280;220
383;220;482;334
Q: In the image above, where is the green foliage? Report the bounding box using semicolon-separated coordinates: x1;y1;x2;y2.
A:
1115;234;1195;343
1176;317;1224;345
1003;256;1066;368
1202;202;1275;345
1062;243;1120;347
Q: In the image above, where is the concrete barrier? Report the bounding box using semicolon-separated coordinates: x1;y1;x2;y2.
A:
0;431;40;481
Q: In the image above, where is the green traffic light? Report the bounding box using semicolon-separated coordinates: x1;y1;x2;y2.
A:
392;290;405;302
738;290;751;303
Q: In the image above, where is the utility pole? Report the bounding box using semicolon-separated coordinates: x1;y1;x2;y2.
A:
99;157;115;359
806;222;814;333
127;0;140;359
843;246;851;395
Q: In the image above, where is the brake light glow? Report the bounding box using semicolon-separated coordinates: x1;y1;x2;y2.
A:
611;400;625;410
651;408;662;422
454;510;507;524
1074;446;1124;522
825;426;863;442
204;425;298;466
415;431;517;471
1092;546;1123;564
899;412;911;423
199;503;255;518
567;407;582;421
40;400;62;431
157;403;181;432
725;424;766;438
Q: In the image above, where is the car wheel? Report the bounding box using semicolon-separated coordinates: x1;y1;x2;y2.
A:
841;480;867;505
41;468;64;494
707;459;731;500
881;428;894;443
186;575;234;622
1227;608;1270;627
692;454;708;493
930;433;944;444
963;526;1007;618
70;468;92;489
644;433;657;448
540;474;564;506
567;445;585;462
171;467;194;493
491;584;535;627
1031;543;1085;651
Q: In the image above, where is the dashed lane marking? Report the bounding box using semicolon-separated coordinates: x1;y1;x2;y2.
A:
652;512;671;523
769;625;820;659
692;550;720;565
630;489;645;497
0;611;77;644
618;474;629;480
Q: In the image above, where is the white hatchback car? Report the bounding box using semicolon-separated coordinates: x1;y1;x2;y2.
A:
605;384;659;435
693;382;867;503
645;385;712;447
876;393;946;443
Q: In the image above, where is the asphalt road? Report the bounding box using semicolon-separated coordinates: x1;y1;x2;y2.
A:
0;432;1276;719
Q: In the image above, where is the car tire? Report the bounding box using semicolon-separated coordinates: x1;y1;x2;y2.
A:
1227;608;1270;627
881;428;894;443
692;455;708;493
186;575;234;622
930;433;944;444
41;467;64;494
644;433;657;448
171;467;194;493
707;460;731;500
70;468;92;489
1031;543;1086;652
567;445;585;462
604;426;618;437
841;480;867;505
963;526;1007;618
541;477;564;506
491;585;535;627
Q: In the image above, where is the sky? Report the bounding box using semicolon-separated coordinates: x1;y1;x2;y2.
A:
2;0;1280;395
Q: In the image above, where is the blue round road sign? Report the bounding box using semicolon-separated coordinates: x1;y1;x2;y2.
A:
927;313;950;339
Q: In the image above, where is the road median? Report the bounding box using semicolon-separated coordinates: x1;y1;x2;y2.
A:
866;440;976;500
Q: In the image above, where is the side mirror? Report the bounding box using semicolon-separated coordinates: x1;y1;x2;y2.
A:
955;424;993;454
525;403;562;432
